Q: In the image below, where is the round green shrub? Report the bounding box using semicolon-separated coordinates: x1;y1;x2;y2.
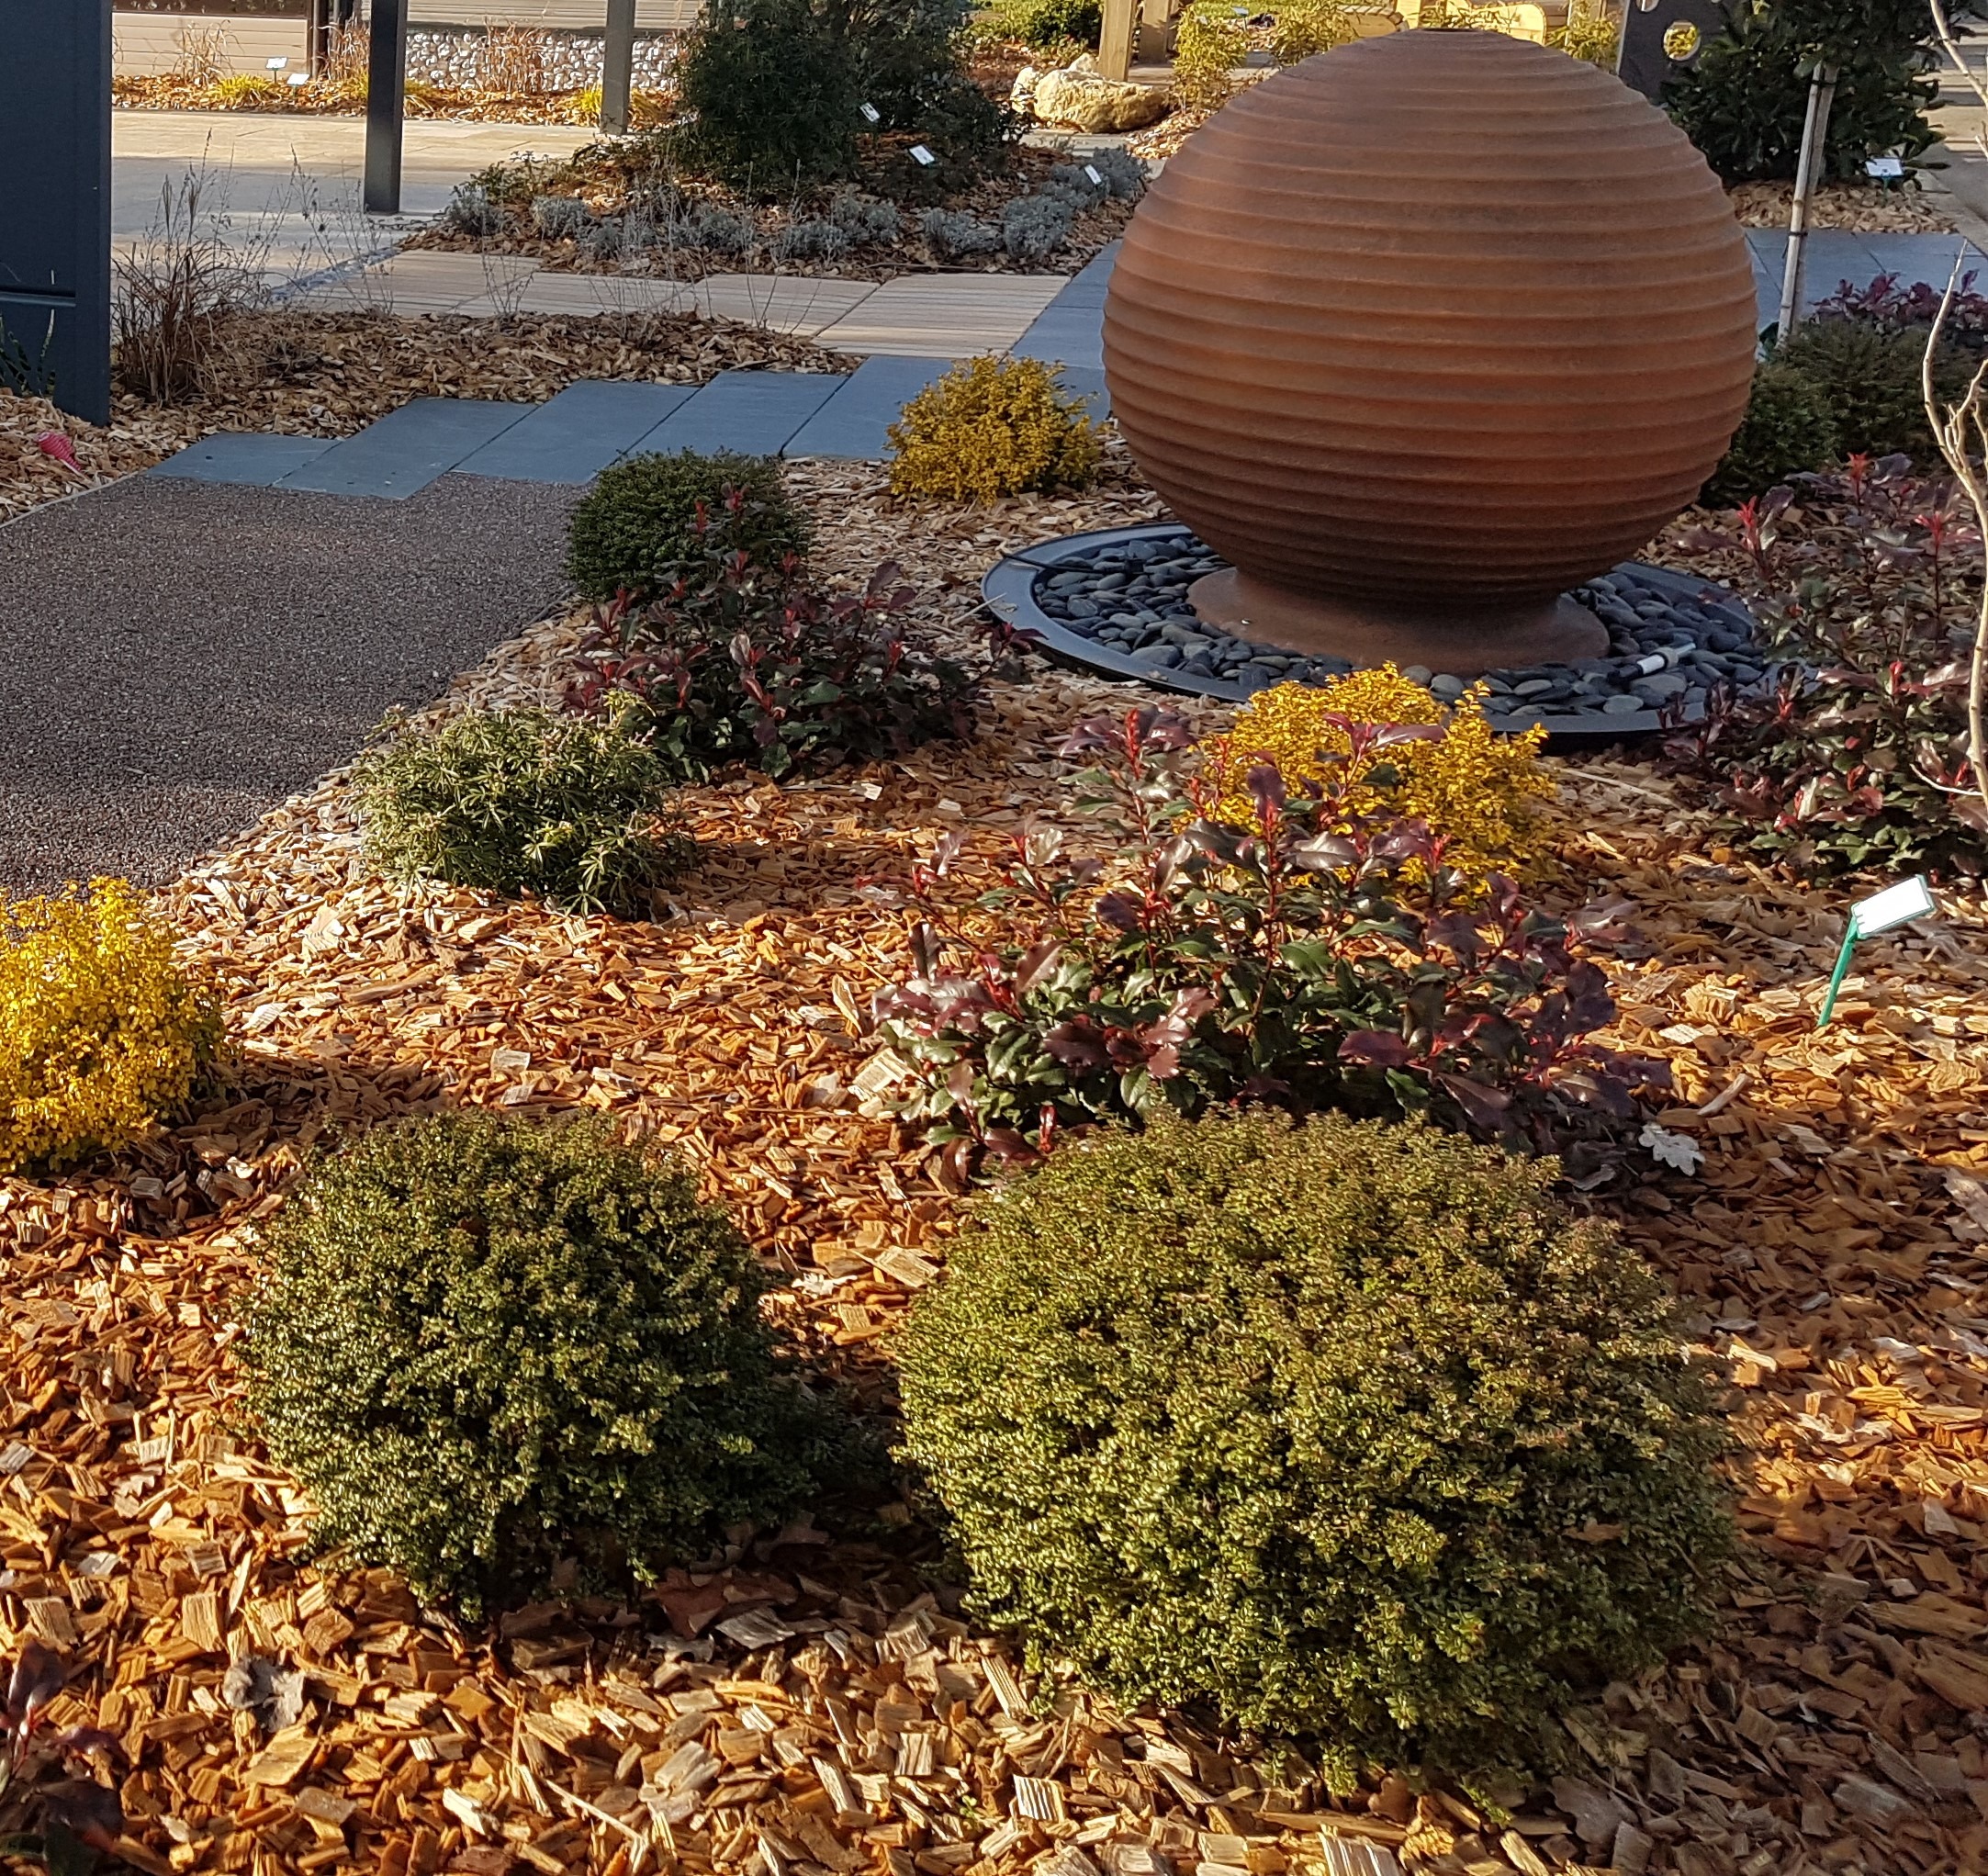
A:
1702;358;1840;508
354;706;691;916
677;0;861;187
243;1112;847;1614
997;0;1103;51
566;448;812;603
897;1111;1732;1784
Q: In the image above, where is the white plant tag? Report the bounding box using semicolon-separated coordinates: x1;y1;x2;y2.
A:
910;144;937;165
859;102;880;122
1850;874;1935;938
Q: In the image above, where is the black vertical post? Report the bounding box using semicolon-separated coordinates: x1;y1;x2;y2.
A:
601;0;637;135
1615;0;1725;102
0;0;111;425
365;0;409;215
308;0;327;77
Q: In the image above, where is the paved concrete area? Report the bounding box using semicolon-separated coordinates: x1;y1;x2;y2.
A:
113;111;597;290
0;473;578;893
293;248;1084;351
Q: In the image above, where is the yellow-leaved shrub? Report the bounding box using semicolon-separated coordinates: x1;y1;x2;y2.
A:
0;880;221;1174
1197;670;1556;876
888;356;1098;503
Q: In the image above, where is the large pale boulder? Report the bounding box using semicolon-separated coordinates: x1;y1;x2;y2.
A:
1017;54;1168;133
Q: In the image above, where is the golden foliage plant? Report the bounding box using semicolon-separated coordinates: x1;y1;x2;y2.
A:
1197;671;1556;876
1171;0;1250;108
888;356;1098;503
0;880;221;1174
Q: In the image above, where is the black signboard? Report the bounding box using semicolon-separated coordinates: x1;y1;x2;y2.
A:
1618;0;1729;103
0;0;112;425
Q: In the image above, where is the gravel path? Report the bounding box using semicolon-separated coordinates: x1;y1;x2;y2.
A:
0;473;578;893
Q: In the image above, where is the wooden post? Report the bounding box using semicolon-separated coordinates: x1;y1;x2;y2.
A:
1099;0;1138;81
601;0;636;134
364;0;408;215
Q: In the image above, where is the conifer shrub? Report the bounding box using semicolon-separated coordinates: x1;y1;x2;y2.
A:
243;1112;847;1614
354;707;692;917
888;356;1097;501
566;449;811;602
1702;359;1840;508
898;1110;1732;1783
0;881;221;1174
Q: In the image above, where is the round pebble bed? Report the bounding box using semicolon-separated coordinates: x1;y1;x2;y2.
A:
983;522;1770;736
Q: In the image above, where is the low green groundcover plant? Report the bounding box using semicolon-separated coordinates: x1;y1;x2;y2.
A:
567;449;812;604
354;707;692;916
243;1112;848;1614
898;1110;1733;1785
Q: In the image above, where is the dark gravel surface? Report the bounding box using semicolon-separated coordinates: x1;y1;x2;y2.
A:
0;473;579;893
1028;526;1774;725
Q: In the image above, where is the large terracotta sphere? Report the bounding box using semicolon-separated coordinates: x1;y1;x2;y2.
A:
1102;30;1758;675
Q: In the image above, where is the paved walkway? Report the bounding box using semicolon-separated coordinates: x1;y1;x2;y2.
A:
1745;227;1988;322
298;248;1077;354
114;111;598;290
0;473;578;893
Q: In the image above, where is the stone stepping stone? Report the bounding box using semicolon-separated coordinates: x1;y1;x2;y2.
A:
629;370;845;458
455;380;697;484
276;398;533;499
149;432;333;487
782;355;952;460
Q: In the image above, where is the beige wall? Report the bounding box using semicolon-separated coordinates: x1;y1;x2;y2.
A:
113;14;310;78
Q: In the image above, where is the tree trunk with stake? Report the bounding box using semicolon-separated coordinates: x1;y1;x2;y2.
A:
1924;0;1988;837
1776;61;1839;336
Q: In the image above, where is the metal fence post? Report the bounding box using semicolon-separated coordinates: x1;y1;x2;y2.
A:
0;0;112;425
365;0;409;215
601;0;638;135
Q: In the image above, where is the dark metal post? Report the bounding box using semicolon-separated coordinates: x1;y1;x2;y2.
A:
308;0;326;77
0;0;112;424
601;0;638;135
1615;0;1725;102
365;0;409;215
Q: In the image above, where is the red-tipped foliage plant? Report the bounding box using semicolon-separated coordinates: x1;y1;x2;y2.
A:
869;707;1661;1173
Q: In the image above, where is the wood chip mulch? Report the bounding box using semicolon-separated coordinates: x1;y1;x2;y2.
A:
2;465;1987;1876
1725;181;1960;234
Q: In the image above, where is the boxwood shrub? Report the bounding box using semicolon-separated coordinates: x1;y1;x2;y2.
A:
243;1112;847;1613
566;448;811;603
897;1111;1732;1784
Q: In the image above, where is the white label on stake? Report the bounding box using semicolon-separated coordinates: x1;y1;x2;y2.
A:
910;143;937;165
1867;155;1905;179
267;56;287;70
1084;163;1103;185
286;71;309;85
859;101;881;122
1850;875;1936;938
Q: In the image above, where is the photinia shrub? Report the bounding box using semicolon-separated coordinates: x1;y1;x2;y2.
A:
1670;458;1987;877
869;707;1661;1170
567;490;979;781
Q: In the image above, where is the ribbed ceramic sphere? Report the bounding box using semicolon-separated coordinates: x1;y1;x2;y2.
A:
1102;30;1758;672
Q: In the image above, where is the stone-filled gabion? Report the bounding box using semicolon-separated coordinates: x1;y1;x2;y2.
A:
1005;525;1774;732
406;27;677;92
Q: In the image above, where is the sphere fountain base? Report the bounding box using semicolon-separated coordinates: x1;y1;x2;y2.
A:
981;522;1778;741
1185;570;1610;679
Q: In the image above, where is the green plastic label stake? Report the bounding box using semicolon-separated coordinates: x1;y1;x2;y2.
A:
1816;875;1937;1028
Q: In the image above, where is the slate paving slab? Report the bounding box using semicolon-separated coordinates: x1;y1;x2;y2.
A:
782;356;952;459
628;370;847;456
0;474;578;893
455;380;698;484
149;432;333;487
277;397;533;499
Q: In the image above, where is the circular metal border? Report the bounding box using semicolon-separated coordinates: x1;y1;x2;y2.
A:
983;522;1758;739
